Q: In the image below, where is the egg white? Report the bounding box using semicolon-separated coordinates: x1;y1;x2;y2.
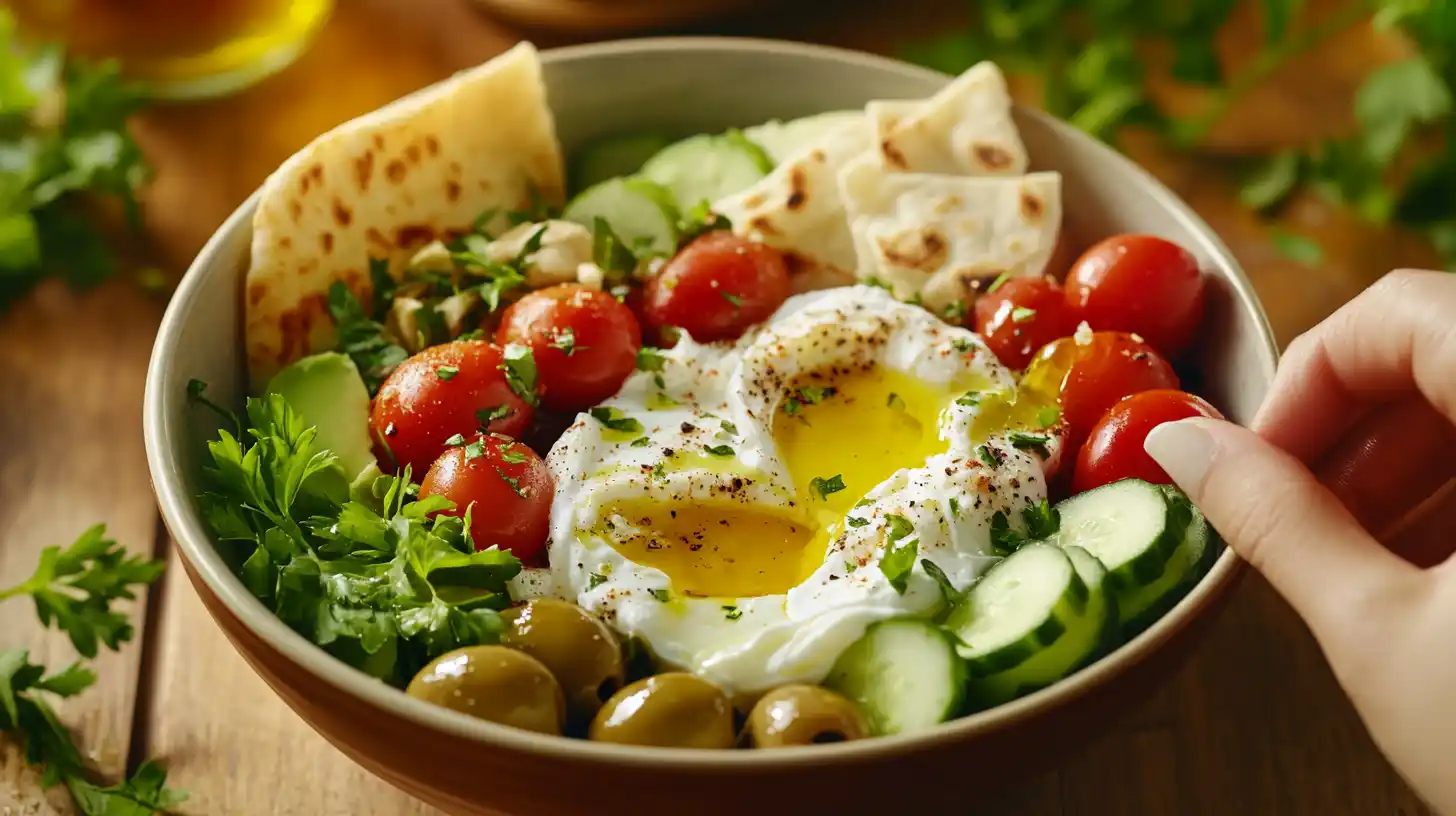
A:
536;285;1061;698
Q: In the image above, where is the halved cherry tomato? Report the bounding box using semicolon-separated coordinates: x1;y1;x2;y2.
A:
1041;332;1181;455
643;232;790;343
973;276;1081;369
496;284;642;411
1073;389;1224;493
420;434;553;563
1064;234;1205;357
370;341;535;477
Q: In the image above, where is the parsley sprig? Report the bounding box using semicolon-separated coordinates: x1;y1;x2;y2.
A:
904;1;1456;268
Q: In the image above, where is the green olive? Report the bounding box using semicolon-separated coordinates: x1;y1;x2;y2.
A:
406;645;564;735
500;600;625;721
745;685;869;748
588;673;734;748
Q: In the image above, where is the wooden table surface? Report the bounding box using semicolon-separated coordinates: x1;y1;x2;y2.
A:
0;1;1441;813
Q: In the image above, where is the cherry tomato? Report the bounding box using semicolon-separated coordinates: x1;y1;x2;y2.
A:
973;276;1081;369
1073;390;1224;493
496;284;642;411
419;434;553;563
1064;234;1206;357
370;341;535;476
643;232;791;343
1051;332;1181;454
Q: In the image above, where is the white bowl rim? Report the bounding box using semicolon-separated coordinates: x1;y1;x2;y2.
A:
144;35;1279;770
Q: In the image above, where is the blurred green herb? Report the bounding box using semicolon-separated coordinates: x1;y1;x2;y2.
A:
903;0;1456;269
0;10;151;309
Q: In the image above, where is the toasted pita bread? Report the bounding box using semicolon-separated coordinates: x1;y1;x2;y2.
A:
838;153;1060;312
712;118;870;277
869;62;1027;177
244;43;565;388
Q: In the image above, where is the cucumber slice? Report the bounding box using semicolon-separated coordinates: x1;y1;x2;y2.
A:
561;176;680;258
967;545;1117;707
824;618;965;736
1044;478;1184;593
744;110;862;164
570;134;674;194
1119;489;1215;634
640;130;773;210
945;543;1090;677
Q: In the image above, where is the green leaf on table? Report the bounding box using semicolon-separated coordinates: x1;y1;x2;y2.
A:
1355;57;1452;166
1240;152;1301;211
1269;228;1324;267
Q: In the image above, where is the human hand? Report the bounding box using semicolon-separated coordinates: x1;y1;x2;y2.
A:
1143;269;1456;815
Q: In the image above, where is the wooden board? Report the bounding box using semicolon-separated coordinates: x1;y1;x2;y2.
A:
0;0;1440;814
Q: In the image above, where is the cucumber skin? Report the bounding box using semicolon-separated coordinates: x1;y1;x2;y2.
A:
1120;491;1216;636
824;619;967;736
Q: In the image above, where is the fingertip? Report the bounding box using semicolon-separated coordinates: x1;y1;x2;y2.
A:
1142;416;1226;499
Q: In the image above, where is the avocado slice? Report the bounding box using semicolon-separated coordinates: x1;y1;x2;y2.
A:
264;352;377;482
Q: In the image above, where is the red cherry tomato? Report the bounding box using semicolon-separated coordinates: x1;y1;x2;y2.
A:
1073;390;1224;493
643;232;791;343
419;434;553;563
972;276;1081;369
1057;332;1180;454
1064;234;1206;357
496;284;642;411
370;341;535;477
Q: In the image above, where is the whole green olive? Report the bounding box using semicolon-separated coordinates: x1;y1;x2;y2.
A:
500;599;625;721
745;685;869;748
406;645;564;735
588;673;734;748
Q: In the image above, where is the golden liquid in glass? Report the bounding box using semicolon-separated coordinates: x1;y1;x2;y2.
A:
10;0;334;100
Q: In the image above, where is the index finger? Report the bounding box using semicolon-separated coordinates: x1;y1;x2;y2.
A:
1254;269;1456;463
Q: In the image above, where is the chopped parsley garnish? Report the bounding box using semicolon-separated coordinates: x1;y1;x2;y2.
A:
951;337;974;353
588;572;608;590
464;439;487;460
636;347;666;372
676;200;733;242
879;513;919;595
327;279;408;394
477;405;512;427
920;559;961;611
650;588;671;603
978;445;1003;468
498;445;527;465
652;374;668;391
591;216;638;276
809;474;846;500
986;272;1010;293
458;328;486;341
436;365;459;381
720;420;739;436
1009;432;1051;457
783;385;836;415
721;291;743;308
704;444;734;457
956;391;982;407
989;501;1060;557
943;300;968;322
886;392;907;411
989;511;1019;556
864;275;893;291
846;516;870;528
854;498;875;509
443;433;467;447
495;467;528;498
1011;306;1037;323
630;436;652;447
549;327;583;356
1037;405;1062;429
650;462;668;481
948;496;961;517
589;407;643;434
513;224;549;267
722;605;743;621
1024;500;1060;539
500;343;539;406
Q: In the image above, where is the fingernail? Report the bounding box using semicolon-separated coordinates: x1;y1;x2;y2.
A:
1144;418;1219;496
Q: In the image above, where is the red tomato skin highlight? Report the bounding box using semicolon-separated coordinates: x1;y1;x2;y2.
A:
1072;389;1224;493
419;434;553;564
369;341;534;477
643;231;791;343
496;284;642;411
973;276;1081;369
1065;234;1205;357
1058;332;1181;455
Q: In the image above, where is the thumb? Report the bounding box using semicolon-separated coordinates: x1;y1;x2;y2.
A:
1143;417;1418;651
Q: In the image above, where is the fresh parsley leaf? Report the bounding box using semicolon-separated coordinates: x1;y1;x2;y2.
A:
629;436;652;447
463;438;487;460
650;588;671;603
989;510;1021;557
721;291;742;308
550;327;583;356
978;445;1002;468
588;572;608;590
722;604;742;621
1355;56;1452;166
879;533;918;595
495;467;528;498
1022;500;1060;540
327;280;408;394
676;199;733;243
498;444;527;465
591;217;638;276
1036;405;1062;429
884;513;915;543
956;391;981;407
1240;151;1302;211
886;392;907;411
443;433;467;447
1009;432;1051;457
783;385;836;415
436;365;459;381
1010;306;1037;323
951;337;974;353
703;444;734;457
720;420;739;436
477;405;511;427
920;558;961;612
1270;228;1324;267
589;406;642;434
500;343;539;406
846;516;870;528
0;525;164;658
636;347;666;372
942;300;968;322
948;496;961;517
809;474;846;500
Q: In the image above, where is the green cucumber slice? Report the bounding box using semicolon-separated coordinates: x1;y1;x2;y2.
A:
640;130;773;210
1044;478;1184;593
569;134;674;194
561;176;680;258
945;543;1089;678
1118;488;1215;634
824;618;965;736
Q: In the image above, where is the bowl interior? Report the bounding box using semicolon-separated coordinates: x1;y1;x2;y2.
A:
146;37;1277;767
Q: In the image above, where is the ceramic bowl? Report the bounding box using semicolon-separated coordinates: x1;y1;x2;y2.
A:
144;37;1278;816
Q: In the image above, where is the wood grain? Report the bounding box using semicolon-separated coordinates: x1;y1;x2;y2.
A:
0;0;1443;814
0;280;168;814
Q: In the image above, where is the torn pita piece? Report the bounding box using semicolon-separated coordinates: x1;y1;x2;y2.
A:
244;42;564;388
